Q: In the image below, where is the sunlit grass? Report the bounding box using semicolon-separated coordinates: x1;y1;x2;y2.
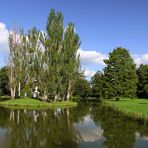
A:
0;98;77;109
104;98;148;119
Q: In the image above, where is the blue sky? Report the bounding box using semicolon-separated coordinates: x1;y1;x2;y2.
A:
0;0;148;77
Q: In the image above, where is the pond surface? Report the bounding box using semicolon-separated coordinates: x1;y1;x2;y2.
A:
0;102;148;148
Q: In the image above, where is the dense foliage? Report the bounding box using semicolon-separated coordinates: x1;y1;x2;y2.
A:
103;47;138;98
137;64;148;98
91;47;138;99
73;77;91;99
91;71;104;99
0;67;10;96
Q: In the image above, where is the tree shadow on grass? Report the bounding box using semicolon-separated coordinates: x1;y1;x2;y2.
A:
138;103;148;105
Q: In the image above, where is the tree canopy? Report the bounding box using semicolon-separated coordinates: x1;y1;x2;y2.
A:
0;67;10;96
103;47;138;99
137;64;148;98
91;71;104;99
73;77;91;99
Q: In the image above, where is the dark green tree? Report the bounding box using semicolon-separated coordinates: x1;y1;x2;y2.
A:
0;66;10;96
137;64;148;98
73;77;91;98
91;71;104;99
103;47;138;99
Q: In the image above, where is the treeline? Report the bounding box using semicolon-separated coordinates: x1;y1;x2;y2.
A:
0;48;147;100
0;10;148;100
6;9;81;101
72;48;148;99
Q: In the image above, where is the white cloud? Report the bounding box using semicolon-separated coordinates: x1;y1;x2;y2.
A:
79;49;148;78
77;48;108;65
132;54;148;67
0;22;9;52
83;69;96;77
77;48;107;78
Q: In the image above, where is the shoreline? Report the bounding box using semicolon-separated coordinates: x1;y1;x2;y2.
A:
0;98;77;109
103;99;148;121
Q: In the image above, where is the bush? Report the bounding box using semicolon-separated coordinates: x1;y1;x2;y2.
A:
70;95;82;101
116;97;120;101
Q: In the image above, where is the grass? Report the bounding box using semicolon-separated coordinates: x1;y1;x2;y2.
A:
104;98;148;120
0;98;77;109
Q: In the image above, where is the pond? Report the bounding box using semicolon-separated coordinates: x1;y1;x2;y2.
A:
0;102;148;148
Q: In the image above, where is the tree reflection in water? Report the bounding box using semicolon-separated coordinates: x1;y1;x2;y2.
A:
0;107;84;148
0;102;148;148
91;103;148;148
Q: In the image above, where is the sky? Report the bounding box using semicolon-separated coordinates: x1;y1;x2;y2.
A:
0;0;148;78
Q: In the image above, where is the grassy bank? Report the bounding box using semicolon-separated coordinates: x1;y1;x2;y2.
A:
0;98;77;109
104;98;148;120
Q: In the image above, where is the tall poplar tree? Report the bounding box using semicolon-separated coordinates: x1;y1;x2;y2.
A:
62;23;81;101
8;30;21;99
45;9;64;101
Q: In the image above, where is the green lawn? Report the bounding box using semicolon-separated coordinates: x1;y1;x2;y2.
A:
104;98;148;120
0;98;77;109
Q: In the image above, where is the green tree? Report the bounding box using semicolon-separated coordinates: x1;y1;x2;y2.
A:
45;9;64;101
73;77;91;98
0;66;10;96
91;71;104;99
43;10;81;101
62;23;81;101
137;64;148;98
103;47;138;99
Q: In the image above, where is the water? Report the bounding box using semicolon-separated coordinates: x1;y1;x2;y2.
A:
0;102;148;148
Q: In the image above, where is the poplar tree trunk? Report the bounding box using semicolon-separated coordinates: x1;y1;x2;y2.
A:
54;94;58;102
11;87;16;99
66;83;71;101
43;89;48;101
18;82;21;97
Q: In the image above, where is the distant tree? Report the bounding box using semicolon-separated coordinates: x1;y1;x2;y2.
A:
91;71;104;99
0;66;10;96
73;77;91;98
137;64;148;98
103;47;138;99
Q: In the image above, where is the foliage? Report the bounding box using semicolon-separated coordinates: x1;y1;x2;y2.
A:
137;64;148;98
0;66;10;96
91;71;104;99
103;47;138;99
73;77;91;99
